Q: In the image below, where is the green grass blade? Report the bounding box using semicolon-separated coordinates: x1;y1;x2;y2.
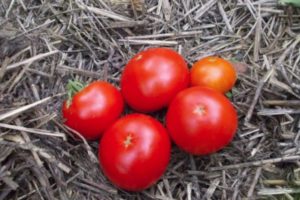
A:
279;0;300;7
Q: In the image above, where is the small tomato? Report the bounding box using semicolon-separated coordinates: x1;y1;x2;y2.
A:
62;81;124;140
190;56;237;93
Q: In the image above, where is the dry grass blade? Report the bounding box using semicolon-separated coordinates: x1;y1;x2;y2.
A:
253;9;261;62
217;1;233;33
126;30;203;39
0;123;66;139
64;126;98;163
204;178;220;199
245;68;275;123
194;0;217;20
4;134;71;173
247;167;262;198
162;0;171;21
119;39;178;45
6;50;59;71
210;155;300;171
258;188;300;196
0;94;63;121
0;57;10;81
76;0;133;21
15;119;43;167
1;0;300;199
263;100;300;106
257;108;300;116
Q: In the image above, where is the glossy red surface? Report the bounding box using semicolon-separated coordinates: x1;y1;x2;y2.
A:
62;81;124;140
99;114;171;191
121;48;189;112
166;87;238;155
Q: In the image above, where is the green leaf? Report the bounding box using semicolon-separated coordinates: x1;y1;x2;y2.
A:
229;58;238;63
279;0;300;7
66;80;86;108
226;91;233;99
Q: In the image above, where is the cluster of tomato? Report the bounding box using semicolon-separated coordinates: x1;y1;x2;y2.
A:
62;48;238;191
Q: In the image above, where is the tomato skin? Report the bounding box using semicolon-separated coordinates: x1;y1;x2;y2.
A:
99;114;171;191
121;48;189;113
190;56;237;93
166;87;238;155
62;81;124;140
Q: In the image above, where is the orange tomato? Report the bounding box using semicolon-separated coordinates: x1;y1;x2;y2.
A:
190;56;237;93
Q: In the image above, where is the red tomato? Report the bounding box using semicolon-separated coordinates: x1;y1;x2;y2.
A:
62;81;124;140
99;114;171;191
190;56;237;93
121;48;189;113
166;87;238;155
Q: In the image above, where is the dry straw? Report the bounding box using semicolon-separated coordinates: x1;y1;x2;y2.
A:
0;0;300;199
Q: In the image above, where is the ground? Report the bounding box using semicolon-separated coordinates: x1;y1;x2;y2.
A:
0;0;300;199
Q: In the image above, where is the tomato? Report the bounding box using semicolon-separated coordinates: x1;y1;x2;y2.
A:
99;114;171;191
62;81;124;140
166;87;238;155
121;48;189;113
190;56;237;93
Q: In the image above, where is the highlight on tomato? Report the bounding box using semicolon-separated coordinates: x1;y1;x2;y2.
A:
166;86;238;155
190;56;237;93
99;114;171;191
121;47;189;113
62;80;124;140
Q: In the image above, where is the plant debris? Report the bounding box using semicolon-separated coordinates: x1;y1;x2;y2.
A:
1;0;300;199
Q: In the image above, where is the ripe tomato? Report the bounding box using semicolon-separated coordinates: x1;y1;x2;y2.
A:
190;56;237;93
121;48;189;113
99;114;170;191
62;81;124;140
166;87;238;155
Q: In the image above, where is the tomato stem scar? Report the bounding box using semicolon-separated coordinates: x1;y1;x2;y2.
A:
123;134;133;148
193;105;206;115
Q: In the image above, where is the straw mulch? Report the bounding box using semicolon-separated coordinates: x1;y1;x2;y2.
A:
1;0;300;199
